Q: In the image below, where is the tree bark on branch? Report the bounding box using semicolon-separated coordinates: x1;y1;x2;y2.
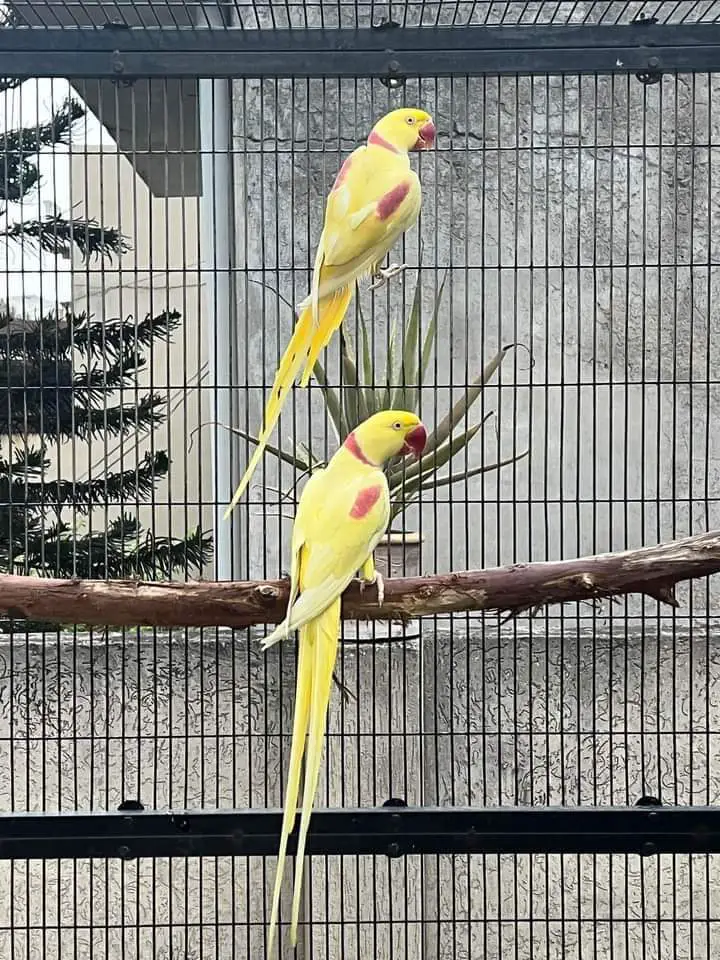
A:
0;530;718;632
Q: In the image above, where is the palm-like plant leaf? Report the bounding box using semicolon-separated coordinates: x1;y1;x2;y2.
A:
382;311;400;410
391;271;424;410
418;274;446;385
391;270;448;413
339;333;363;426
356;299;381;414
424;342;520;452
296;440;322;468
418;447;530;492
390;447;530;519
312;359;348;440
228;427;312;472
388;417;489;501
249;271;530;521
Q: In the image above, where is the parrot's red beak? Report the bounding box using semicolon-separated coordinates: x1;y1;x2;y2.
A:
401;423;427;459
414;121;436;150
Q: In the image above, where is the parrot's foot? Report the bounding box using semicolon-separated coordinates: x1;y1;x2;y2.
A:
258;623;290;652
369;262;408;290
360;570;385;606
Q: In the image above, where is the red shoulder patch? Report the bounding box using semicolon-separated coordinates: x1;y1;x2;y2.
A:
350;484;382;519
331;155;353;192
377;181;411;221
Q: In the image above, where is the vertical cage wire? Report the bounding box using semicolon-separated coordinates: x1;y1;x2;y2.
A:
11;0;720;30
0;51;718;960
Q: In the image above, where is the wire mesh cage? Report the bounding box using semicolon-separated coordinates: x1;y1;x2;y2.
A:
0;1;720;959
6;0;720;28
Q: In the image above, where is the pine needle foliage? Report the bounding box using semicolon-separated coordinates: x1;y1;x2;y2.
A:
0;86;212;630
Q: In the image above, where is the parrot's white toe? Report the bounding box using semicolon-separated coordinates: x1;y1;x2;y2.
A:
369;262;408;289
374;571;385;607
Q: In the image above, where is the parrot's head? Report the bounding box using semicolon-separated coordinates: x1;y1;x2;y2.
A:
351;410;428;465
370;108;436;153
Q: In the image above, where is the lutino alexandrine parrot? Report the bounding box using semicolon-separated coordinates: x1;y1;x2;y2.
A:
223;107;436;518
262;410;428;956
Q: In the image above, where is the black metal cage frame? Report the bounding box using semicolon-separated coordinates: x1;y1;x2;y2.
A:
4;20;720;80
3;0;720;865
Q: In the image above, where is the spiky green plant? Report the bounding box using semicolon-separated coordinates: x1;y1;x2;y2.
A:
236;273;528;521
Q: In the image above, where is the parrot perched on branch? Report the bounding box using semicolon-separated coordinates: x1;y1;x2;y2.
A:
263;409;428;957
223;106;436;518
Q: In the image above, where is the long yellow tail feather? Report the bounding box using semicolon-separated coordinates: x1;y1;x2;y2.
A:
298;286;354;388
289;600;340;944
224;281;354;517
223;308;313;518
266;629;313;960
265;598;342;957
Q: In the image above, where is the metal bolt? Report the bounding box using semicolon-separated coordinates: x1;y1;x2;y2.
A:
387;842;401;858
648;57;660;69
641;841;657;856
117;845;132;859
388;59;401;73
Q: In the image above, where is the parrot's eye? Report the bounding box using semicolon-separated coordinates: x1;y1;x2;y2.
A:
406;117;415;125
393;421;402;429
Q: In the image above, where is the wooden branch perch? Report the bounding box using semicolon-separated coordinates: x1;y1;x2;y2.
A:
0;530;718;632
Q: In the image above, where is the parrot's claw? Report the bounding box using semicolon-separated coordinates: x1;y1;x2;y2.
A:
359;570;384;606
375;571;385;607
369;262;408;290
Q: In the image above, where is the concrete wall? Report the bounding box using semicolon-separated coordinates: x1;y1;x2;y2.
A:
0;621;717;960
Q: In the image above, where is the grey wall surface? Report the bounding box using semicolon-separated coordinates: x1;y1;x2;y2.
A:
0;621;718;959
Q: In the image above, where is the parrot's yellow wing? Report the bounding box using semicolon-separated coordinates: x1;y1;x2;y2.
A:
325;148;420;260
263;467;390;647
298;145;422;308
283;468;326;631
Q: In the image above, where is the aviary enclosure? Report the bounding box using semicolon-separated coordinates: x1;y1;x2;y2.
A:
0;1;719;958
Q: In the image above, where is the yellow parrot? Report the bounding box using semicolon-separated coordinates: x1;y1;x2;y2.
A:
223;106;436;518
262;409;428;956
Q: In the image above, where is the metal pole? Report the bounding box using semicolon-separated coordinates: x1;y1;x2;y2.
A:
198;8;237;580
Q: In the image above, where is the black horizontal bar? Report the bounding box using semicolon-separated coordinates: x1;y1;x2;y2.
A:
0;806;719;859
1;22;720;78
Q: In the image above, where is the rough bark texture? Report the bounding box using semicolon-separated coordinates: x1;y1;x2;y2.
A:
1;530;718;630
